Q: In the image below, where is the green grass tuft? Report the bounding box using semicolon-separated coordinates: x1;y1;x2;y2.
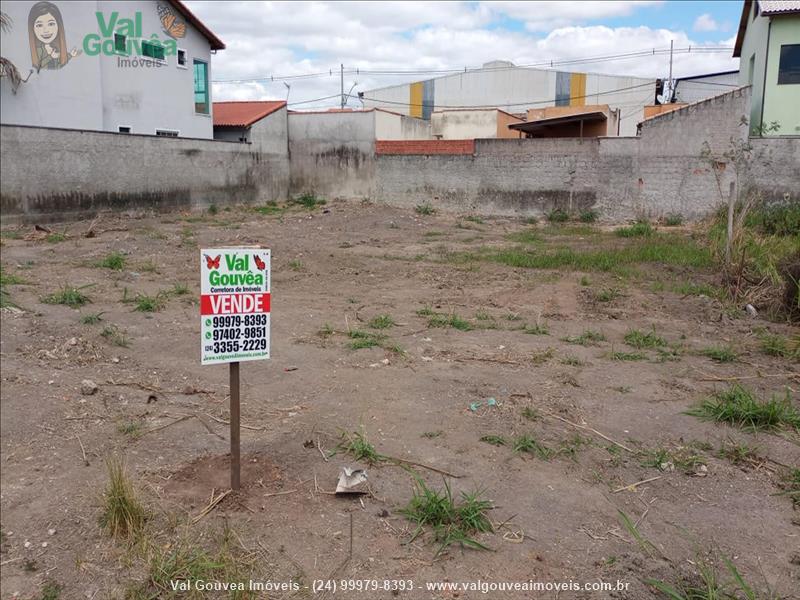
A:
101;325;130;348
99;456;147;538
339;429;383;464
479;435;506;446
512;435;553;459
521;407;539;421
610;350;647;361
624;328;666;349
579;209;598;223
664;214;683;226
42;285;91;308
80;312;105;325
415;203;436;216
426;311;472;331
701;345;738;363
96;252;126;270
616;221;654;238
522;323;549;335
758;331;800;360
368;314;395;329
290;192;326;209
133;293;166;312
546;209;569;223
563;330;606;346
687;384;799;432
45;232;67;243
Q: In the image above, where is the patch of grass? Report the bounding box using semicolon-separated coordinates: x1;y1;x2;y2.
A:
99;456;147;538
687;384;799;432
427;312;472;331
618;510;658;558
42;285;91;308
421;430;443;439
777;468;800;507
563;330;606;346
615;220;654;238
522;323;549;335
506;230;540;243
288;259;303;271
80;312;105;325
624;328;666;349
369;314;395;329
170;282;189;296
579;275;591;286
0;266;27;308
254;201;285;215
524;216;539;225
610;350;647;361
290;192;326;210
512;435;553;459
546;209;569;223
530;347;555;364
133;292;166;313
594;287;622;302
560;356;584;366
671;281;722;297
207;203;218;215
347;329;383;350
465;215;485;224
45;232;67;243
117;420;143;437
318;323;335;338
401;477;492;557
579;209;598;223
701;345;738;363
339;428;382;464
717;441;760;465
415;203;436;216
479;435;507;446
96;251;126;270
647;554;771;600
101;325;131;348
521;407;540;421
38;580;62;600
557;434;592;460
664;214;683;226
745;202;800;236
640;446;706;473
758;331;800;360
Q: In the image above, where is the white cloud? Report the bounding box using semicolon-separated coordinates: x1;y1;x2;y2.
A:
185;1;738;106
693;13;719;32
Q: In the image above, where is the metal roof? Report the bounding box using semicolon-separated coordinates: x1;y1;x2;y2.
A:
759;0;800;14
509;111;607;133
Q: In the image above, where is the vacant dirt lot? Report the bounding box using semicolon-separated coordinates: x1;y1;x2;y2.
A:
1;201;798;599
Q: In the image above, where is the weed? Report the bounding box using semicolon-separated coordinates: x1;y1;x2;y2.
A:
506;230;540;243
717;440;760;465
758;332;800;360
254;201;285;215
561;356;584;366
524;216;539;225
421;431;443;439
777;468;799;507
521;407;540;421
664;214;683;226
96;251;126;270
640;446;706;473
465;215;485;224
523;323;549;335
134;293;166;312
38;580;62;600
427;312;472;331
101;325;131;348
505;312;522;321
0;266;27;308
557;434;592;460
594;287;622;302
480;435;507;446
579;275;591;286
579;209;598;223
80;312;105;325
701;345;738;362
339;429;382;464
547;209;569;223
512;435;553;459
530;347;554;364
401;477;492;557
670;281;722;297
99;456;147;538
415;203;436;216
207;203;218;215
170;282;189;296
347;329;383;350
369;314;395;329
290;192;326;210
610;350;647;361
318;323;335;338
42;285;91;308
648;554;770;600
563;330;606;346
618;510;658;558
288;259;303;271
45;232;67;243
117;420;143;437
616;221;654;237
687;384;799;431
624;328;666;349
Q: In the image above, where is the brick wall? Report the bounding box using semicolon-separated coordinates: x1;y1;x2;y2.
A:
375;140;475;155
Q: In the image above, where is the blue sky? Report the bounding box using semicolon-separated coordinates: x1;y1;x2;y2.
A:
187;1;744;105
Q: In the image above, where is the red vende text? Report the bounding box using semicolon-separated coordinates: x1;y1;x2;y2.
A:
200;293;271;315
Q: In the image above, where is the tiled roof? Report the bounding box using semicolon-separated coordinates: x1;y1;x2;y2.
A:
759;0;800;14
213;101;287;127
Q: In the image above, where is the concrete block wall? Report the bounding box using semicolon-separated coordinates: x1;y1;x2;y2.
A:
0;124;289;224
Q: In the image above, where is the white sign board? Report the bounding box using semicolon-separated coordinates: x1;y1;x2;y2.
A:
200;248;271;365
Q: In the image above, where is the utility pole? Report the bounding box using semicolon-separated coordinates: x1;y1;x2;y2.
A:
668;39;674;102
340;64;345;109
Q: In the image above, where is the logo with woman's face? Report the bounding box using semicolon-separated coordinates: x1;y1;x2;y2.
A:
28;1;81;71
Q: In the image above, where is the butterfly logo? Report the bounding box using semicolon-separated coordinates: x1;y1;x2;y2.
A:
254;255;266;271
157;3;186;39
204;254;221;269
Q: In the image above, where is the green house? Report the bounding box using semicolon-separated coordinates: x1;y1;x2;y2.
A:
734;0;800;136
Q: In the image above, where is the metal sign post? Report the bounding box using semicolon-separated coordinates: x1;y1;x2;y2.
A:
200;248;271;492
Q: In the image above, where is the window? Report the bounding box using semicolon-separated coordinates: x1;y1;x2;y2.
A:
193;59;209;114
177;49;187;68
777;44;800;85
114;32;127;54
118;126;131;134
142;40;165;61
156;129;179;137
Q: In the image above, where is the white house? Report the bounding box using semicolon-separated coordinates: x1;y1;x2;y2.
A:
0;0;224;138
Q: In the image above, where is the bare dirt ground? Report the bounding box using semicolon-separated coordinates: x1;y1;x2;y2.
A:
1;201;798;600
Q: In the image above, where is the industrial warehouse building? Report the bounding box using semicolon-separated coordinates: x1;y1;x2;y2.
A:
359;61;656;137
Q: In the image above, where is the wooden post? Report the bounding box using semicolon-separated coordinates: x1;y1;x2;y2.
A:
230;361;241;490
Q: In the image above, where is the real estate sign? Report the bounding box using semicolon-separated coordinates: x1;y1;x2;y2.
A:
200;248;271;365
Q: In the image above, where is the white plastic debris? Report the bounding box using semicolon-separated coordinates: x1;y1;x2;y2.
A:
335;467;368;495
745;304;758;317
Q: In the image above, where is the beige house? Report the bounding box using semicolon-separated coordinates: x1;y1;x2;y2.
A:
431;108;523;139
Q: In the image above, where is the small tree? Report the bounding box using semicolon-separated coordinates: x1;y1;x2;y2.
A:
0;11;31;92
